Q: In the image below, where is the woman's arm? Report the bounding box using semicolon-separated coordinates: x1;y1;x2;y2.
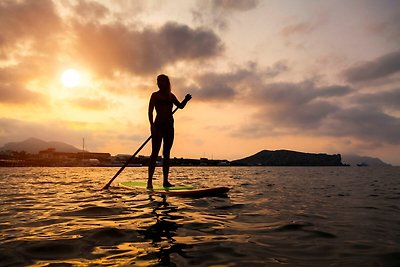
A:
148;93;155;127
172;93;192;109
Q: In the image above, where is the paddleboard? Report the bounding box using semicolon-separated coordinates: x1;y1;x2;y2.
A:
119;181;229;197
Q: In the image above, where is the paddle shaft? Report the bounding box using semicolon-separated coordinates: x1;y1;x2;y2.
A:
102;106;180;190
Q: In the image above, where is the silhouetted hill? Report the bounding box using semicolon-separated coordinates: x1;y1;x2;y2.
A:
232;150;344;166
0;138;80;154
341;154;391;166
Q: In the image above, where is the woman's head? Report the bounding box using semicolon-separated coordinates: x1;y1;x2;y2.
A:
157;74;171;93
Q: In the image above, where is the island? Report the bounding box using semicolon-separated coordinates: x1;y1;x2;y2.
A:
232;150;344;166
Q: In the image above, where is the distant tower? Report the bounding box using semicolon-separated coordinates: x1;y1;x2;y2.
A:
82;138;85;162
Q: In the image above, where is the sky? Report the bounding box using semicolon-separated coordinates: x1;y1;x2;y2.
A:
0;0;399;165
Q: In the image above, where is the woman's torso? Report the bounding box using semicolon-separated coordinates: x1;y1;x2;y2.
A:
153;91;174;126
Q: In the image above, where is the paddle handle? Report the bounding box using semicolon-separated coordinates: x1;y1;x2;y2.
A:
102;106;180;190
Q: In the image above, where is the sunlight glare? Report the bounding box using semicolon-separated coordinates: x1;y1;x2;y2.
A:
61;69;81;87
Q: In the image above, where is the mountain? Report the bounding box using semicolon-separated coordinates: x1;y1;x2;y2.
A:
232;150;344;166
0;137;81;154
341;154;391;166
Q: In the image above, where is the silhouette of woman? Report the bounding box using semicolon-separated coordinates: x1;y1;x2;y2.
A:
147;74;191;189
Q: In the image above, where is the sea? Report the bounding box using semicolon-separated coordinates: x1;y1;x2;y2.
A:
0;166;399;267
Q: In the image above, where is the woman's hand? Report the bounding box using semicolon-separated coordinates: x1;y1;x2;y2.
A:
184;94;192;102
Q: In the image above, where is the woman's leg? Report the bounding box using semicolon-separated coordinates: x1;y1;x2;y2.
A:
147;132;162;189
162;126;174;187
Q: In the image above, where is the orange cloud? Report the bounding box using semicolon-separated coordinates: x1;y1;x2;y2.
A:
0;0;62;58
69;96;114;111
0;83;45;105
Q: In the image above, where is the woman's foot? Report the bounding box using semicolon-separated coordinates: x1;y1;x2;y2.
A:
163;182;174;188
147;183;153;190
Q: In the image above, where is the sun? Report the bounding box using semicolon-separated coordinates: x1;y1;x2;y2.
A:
61;69;81;87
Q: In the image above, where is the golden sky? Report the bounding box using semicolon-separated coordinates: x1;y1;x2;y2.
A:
1;0;399;164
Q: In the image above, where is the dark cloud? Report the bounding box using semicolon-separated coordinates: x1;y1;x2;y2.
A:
317;85;353;97
74;21;224;76
230;79;355;137
356;88;400;111
264;61;290;78
326;107;400;144
185;70;355;134
231;123;285;138
192;0;259;30
252;81;351;106
183;61;289;102
250;81;349;128
234;103;400;146
233;78;400;146
189;67;254;101
190;76;236;101
260;99;339;129
343;50;400;83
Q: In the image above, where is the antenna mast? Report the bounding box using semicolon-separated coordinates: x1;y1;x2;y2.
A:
82;138;85;163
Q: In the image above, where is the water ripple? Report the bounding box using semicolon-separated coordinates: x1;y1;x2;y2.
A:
0;166;399;266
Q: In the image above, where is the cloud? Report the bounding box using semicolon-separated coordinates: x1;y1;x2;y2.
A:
212;0;260;10
249;81;351;128
0;0;62;57
343;50;400;83
68;96;115;111
0;66;47;105
279;15;328;49
233;78;400;146
252;80;351;106
326;107;400;144
356;88;400;111
0;0;64;106
191;77;236;101
231;123;285;138
0;83;45;105
72;0;110;21
367;2;400;42
264;61;290;78
189;67;254;101
192;0;259;30
73;21;224;76
183;61;289;102
280;21;317;37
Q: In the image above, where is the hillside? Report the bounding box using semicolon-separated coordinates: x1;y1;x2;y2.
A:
232;150;344;166
341;154;391;167
0;138;80;154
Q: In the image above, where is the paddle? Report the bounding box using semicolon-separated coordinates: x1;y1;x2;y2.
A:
102;106;181;190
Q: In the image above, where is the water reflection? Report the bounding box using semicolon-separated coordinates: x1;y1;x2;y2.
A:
139;195;191;265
